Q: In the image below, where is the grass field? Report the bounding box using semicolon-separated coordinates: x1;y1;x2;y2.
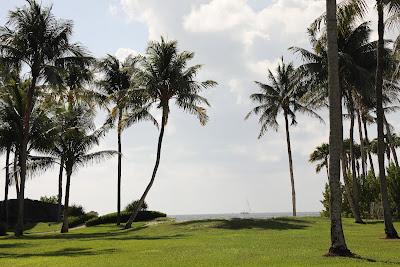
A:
0;217;399;266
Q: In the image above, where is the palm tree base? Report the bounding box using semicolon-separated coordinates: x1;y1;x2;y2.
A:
385;233;400;239
61;225;69;233
326;247;353;257
124;223;132;230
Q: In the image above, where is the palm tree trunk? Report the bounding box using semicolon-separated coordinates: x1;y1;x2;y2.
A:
284;111;296;217
341;152;357;220
349;101;364;224
15;74;36;237
13;151;19;198
326;0;351;255
326;156;330;181
384;116;399;167
61;166;72;233
363;118;375;176
57;157;64;222
357;110;367;178
375;1;399;239
117;109;122;226
2;145;11;227
125;110;166;229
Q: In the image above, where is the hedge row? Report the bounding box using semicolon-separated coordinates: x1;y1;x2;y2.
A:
85;210;166;227
69;213;98;228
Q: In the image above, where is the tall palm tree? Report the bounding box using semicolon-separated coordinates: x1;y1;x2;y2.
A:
246;58;323;217
124;37;216;229
52;105;117;233
97;55;157;226
326;0;351;256
0;0;86;236
375;0;400;238
310;143;330;180
292;8;380;224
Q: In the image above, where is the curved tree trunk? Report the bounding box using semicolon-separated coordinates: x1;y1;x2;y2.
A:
349;101;364;224
284;111;296;217
375;2;399;239
2;146;11;227
125;111;166;229
13;151;20;198
57;157;64;222
384;116;399;167
357;110;366;178
341;152;357;219
61;167;72;233
326;0;351;256
117;109;122;226
363;118;375;176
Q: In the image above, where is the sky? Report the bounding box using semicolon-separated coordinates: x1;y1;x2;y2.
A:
0;0;398;216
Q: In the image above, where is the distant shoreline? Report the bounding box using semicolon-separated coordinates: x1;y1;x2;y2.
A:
169;212;320;222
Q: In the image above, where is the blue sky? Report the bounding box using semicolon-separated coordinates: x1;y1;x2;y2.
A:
0;0;394;216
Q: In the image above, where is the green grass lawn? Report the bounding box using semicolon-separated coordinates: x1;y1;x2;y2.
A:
0;217;399;266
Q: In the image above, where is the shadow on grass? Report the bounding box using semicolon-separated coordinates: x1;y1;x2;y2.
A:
0;243;28;249
351;255;400;265
176;217;312;230
0;247;118;259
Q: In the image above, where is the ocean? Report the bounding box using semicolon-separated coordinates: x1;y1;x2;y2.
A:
169;212;320;222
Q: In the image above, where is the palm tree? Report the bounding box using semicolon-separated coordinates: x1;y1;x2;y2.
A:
375;0;400;238
326;0;351;256
246;58;323;217
0;0;86;236
97;55;157;226
292;7;380;224
55;105;117;233
310;143;330;180
124;37;216;229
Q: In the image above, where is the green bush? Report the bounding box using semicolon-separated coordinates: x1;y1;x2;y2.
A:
39;195;58;204
0;222;7;236
387;163;400;218
69;213;98;228
124;200;148;212
85;210;166;227
67;204;85;217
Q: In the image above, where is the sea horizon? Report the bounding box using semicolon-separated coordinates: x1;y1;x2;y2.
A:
169;211;321;222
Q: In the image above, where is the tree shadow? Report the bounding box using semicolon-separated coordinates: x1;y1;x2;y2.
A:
106;233;187;241
0;247;118;259
175;217;312;230
0;243;28;248
351;255;400;265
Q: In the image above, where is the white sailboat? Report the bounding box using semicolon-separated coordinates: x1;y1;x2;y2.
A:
240;198;251;215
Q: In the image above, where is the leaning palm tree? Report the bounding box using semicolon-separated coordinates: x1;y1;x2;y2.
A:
310;143;330;180
124;37;217;229
97;55;157;225
325;0;352;256
246;58;323;217
0;0;87;236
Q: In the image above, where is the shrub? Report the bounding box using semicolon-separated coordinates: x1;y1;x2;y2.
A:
0;222;7;236
387;163;400;218
124;200;148;212
39;195;58;204
85;210;166;227
67;204;85;217
68;213;98;228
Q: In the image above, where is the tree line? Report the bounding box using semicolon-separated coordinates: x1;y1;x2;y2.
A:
0;0;216;236
245;0;400;256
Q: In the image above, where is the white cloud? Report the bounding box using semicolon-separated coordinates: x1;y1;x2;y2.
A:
115;47;138;61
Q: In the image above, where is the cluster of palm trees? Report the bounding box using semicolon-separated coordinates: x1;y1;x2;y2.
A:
247;0;400;256
0;0;216;236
